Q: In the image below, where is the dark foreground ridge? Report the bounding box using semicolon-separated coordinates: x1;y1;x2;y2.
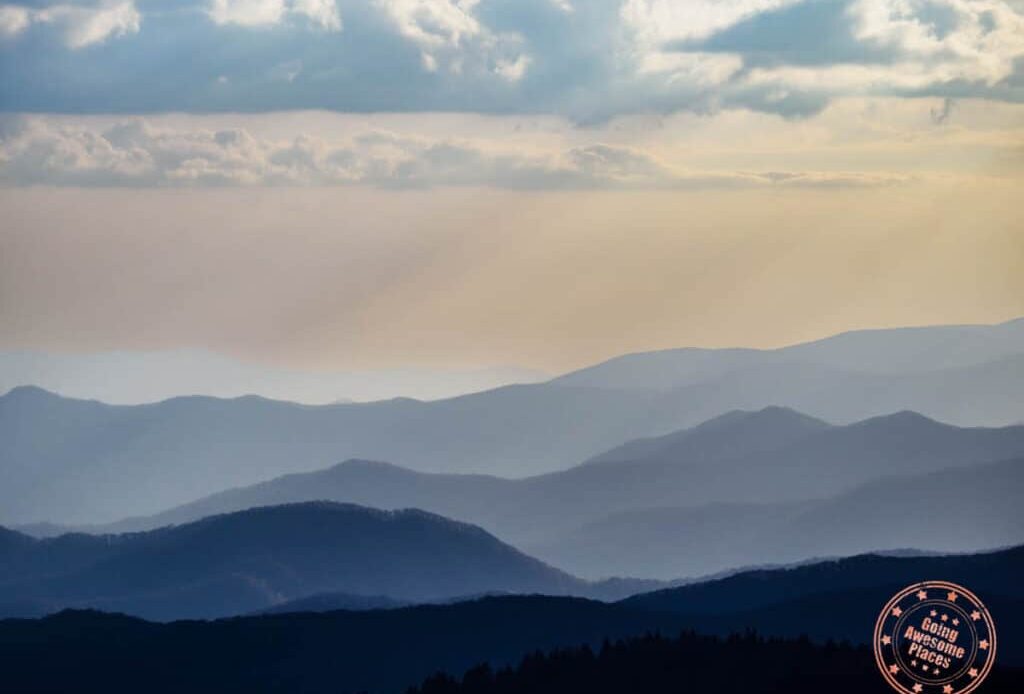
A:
1;547;1021;693
2;606;1021;694
408;631;1024;694
0;597;689;694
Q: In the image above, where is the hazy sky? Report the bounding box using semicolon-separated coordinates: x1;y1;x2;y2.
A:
1;0;1023;401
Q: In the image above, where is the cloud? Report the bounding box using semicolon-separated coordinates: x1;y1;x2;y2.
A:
0;1;140;48
0;0;1022;117
208;0;286;27
376;0;480;50
0;115;916;188
208;0;341;30
292;0;341;29
494;54;529;81
681;0;1024;101
621;0;802;44
372;0;530;80
0;6;31;37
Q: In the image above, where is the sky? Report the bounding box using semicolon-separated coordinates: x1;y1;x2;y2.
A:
1;0;1023;403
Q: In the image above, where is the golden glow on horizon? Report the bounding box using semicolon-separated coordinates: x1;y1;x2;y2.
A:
1;179;1021;372
2;98;1022;372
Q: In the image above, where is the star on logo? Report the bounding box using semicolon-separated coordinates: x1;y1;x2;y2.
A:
930;610;938;617
970;610;981;621
979;639;989;650
943;685;954;694
892;606;903;617
888;664;899;675
913;684;923;693
941;614;949;622
968;668;979;678
922;665;930;672
952;618;959;626
911;660;918;667
917;590;928;600
947;590;959;602
881;635;892;645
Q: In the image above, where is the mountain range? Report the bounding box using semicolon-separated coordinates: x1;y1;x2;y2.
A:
532;455;1024;578
42;406;1024;579
556;317;1024;389
3;318;1023;526
0;502;590;621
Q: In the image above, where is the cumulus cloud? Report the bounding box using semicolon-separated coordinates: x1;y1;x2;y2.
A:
376;0;480;49
208;0;341;30
208;0;286;27
0;0;140;48
372;0;530;79
0;0;1022;117
494;54;530;82
0;6;31;37
0;116;913;189
292;0;341;29
621;0;801;51
685;0;1024;104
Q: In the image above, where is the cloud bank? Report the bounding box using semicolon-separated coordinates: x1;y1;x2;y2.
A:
0;0;1021;119
0;115;916;188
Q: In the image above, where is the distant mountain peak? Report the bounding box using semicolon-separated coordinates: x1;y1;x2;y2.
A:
694;406;831;431
581;405;832;469
332;458;409;472
1;384;62;401
851;410;945;430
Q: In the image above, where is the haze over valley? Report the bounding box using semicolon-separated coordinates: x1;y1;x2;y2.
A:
4;318;1023;527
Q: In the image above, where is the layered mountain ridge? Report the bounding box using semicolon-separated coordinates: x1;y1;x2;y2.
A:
3;318;1023;526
